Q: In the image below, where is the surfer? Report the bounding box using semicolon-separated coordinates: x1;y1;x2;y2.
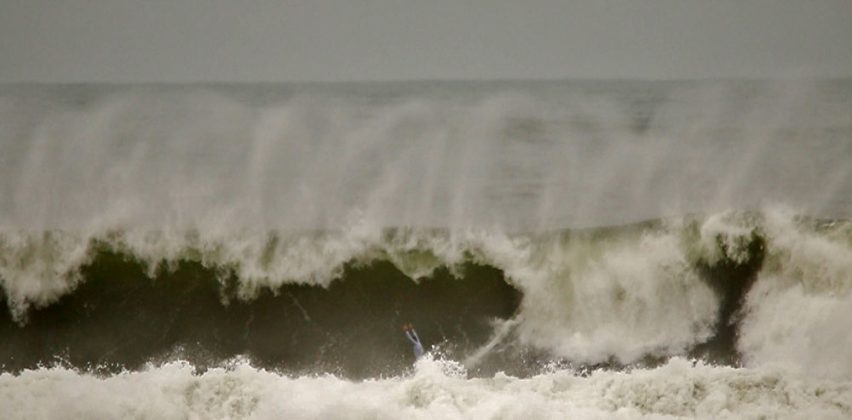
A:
402;323;424;358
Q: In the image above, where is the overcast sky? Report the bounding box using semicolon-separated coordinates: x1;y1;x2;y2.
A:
1;0;851;82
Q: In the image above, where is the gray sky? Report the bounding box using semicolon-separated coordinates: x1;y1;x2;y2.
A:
1;0;851;82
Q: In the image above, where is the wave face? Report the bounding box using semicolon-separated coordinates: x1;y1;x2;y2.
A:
1;80;851;418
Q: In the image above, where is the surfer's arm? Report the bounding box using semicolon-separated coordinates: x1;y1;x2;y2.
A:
405;330;424;346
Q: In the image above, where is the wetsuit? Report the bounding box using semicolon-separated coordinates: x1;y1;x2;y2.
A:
405;329;424;358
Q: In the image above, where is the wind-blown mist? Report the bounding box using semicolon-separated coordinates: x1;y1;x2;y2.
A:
2;81;850;231
0;81;850;419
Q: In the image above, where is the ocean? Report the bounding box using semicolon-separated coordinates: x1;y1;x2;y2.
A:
0;80;850;418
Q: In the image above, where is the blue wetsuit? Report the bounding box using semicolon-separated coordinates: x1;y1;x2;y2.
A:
405;329;424;358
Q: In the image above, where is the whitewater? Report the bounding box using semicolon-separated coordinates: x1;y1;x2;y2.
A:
0;80;850;419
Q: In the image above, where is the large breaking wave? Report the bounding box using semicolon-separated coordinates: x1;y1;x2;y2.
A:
1;209;849;382
1;81;850;418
